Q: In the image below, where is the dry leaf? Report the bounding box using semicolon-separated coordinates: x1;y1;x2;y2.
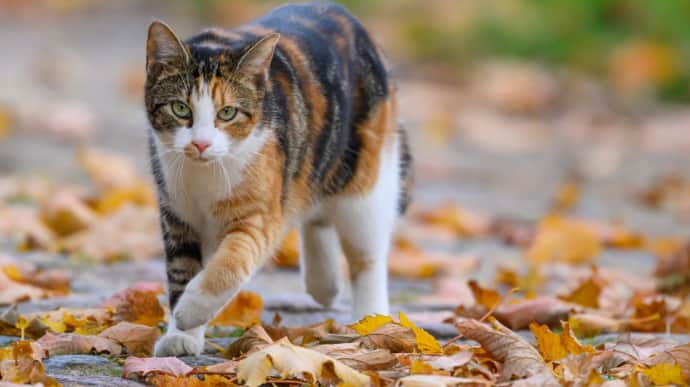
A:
455;318;558;384
312;342;397;371
530;321;594;362
399;312;443;354
359;323;417;353
558;269;605;308
468;280;500;309
225;324;274;358
527;215;601;264
98;322;160;356
0;341;57;386
209;290;263;328
637;363;685;386
352;314;394;336
493;297;581;330
36;331;122;356
122;356;194;378
237;337;370;387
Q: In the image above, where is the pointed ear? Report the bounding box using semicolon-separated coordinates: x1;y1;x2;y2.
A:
146;20;189;75
235;33;280;77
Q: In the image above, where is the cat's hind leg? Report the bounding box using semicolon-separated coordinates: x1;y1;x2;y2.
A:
329;141;400;320
300;218;342;308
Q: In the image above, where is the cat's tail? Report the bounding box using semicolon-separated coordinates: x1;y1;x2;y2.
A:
397;123;413;215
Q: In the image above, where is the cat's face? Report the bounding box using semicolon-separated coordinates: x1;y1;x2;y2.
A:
145;21;279;163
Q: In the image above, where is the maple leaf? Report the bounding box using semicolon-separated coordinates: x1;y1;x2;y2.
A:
98;321;160;356
102;282;164;327
208;290;263;328
455;318;559;384
237;337;370;387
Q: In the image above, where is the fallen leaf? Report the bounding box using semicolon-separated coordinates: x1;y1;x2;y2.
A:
530;321;594;362
493;297;582;330
527;215;601;264
637;363;685;386
0;341;57;386
225;324;274;358
399;312;443;354
237;337;370;387
468;280;500;309
351;314;394;336
99;322;160;356
455;318;558;384
646;343;690;381
209;290;263;328
122;356;194;378
312;342;397;371
36;331;122;356
558;269;605;308
415;203;492;237
359;323;417;353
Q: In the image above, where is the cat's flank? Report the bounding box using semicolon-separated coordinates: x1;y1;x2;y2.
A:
145;2;412;357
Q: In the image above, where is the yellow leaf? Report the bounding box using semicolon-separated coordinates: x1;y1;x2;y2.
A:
530;322;594;362
3;265;22;281
208;290;264;328
40;315;67;333
399;312;443;354
638;363;686;386
468;280;500;308
558;270;603;309
94;182;156;214
410;359;434;374
530;322;567;362
351;314;393;336
527;215;601;264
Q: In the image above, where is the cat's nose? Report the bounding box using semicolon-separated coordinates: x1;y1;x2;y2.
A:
191;140;211;154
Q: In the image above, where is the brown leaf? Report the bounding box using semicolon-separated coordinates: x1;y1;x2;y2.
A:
359;323;417;353
101;282;165;327
122;356;194;378
98;322;160;356
312;342;397;371
225;324;274;358
557;269;605;309
455;318;558;384
0;341;57;386
493;297;582;330
209;290;263;328
36;331;122;356
604;333;676;371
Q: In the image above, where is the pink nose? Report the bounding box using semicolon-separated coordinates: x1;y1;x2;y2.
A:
191;140;211;153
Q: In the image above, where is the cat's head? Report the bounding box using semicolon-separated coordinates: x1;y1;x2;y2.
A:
145;21;279;163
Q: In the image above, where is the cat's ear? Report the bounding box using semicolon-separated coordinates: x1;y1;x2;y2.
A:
235;33;280;77
146;20;189;75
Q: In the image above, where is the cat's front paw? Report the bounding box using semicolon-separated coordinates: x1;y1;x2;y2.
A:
154;330;204;357
173;274;231;331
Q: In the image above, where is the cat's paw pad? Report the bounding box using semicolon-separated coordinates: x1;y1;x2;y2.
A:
154;331;204;357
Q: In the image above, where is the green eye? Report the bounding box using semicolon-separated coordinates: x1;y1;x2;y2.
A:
217;106;238;121
171;101;191;119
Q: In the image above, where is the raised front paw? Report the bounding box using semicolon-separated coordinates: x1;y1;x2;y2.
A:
154;330;204;357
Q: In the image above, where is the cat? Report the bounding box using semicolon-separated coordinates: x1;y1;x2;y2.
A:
145;2;412;357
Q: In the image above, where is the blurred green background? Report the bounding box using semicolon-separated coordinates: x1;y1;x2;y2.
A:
193;0;690;102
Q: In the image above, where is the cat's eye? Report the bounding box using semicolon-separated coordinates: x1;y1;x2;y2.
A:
217;106;238;122
170;101;192;119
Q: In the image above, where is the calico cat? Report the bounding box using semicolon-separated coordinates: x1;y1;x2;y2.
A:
145;2;412;356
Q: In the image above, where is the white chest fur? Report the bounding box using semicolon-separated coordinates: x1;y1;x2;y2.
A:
159;154;242;260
